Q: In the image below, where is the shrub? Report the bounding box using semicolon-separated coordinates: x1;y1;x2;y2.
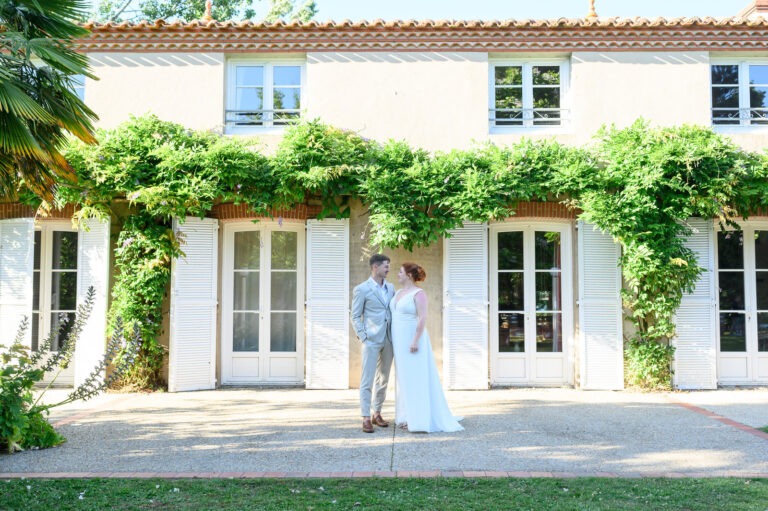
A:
0;287;139;453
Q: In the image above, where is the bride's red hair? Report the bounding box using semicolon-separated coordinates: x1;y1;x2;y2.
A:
402;262;426;282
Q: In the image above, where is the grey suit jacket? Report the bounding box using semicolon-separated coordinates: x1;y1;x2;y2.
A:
351;278;394;344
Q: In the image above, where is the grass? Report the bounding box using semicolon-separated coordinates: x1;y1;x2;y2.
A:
759;426;768;434
2;477;767;510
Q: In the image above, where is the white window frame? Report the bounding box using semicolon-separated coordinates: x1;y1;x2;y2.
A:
225;58;306;135
488;58;570;133
711;58;768;133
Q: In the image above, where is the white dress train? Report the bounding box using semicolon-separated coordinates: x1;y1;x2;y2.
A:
390;288;463;433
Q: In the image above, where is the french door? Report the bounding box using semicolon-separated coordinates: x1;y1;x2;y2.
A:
490;223;573;385
34;223;78;386
717;225;768;384
221;222;305;385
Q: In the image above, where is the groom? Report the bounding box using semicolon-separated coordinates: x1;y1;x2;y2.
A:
351;253;395;433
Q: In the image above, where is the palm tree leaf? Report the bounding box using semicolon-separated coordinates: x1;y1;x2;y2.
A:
0;75;57;124
0;111;49;160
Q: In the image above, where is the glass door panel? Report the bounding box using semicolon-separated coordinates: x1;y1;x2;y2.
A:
756;231;768;353
718;232;746;353
233;231;260;352
270;231;297;352
535;231;562;353
497;232;524;353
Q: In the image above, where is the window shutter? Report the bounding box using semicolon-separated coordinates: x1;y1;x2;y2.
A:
443;222;489;390
74;218;111;387
673;218;717;389
578;221;624;390
305;219;349;389
169;217;218;392
0;218;33;346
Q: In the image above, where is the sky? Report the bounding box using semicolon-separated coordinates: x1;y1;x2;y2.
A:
309;0;749;21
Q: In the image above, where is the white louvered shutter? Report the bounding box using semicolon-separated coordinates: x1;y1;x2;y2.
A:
0;219;33;346
673;218;717;389
74;217;111;387
578;221;624;390
305;219;349;389
169;217;218;392
443;222;489;390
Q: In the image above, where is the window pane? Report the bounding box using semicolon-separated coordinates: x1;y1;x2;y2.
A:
50;312;75;352
498;313;525;352
719;312;746;352
495;66;522;86
233;312;259;352
494;110;523;126
271;272;297;310
756;231;768;269
51;232;77;270
712;86;739;108
535;272;561;312
31;312;39;352
533;88;560;109
270;312;296;352
271;231;297;270
234;271;259;311
535;231;561;270
236;66;263;86
33;270;40;309
749;86;768;108
498;272;524;311
718;231;743;270
498;231;524;270
273;87;301;110
51;271;77;310
757;270;768;310
33;230;41;269
758;312;768;352
711;65;739;85
536;313;562;353
495;87;522;110
236;88;263;110
273;66;301;86
749;65;768;85
533;66;560;86
234;231;260;269
718;272;745;311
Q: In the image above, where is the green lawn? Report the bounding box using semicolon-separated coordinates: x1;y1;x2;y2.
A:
760;426;768;434
2;477;767;510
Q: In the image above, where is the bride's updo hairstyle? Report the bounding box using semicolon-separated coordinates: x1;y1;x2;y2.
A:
402;262;426;282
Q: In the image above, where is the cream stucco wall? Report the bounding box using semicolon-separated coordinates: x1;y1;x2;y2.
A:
306;52;489;152
87;53;226;131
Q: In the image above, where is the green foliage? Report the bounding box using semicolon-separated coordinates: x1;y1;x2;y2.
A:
625;338;676;390
92;0;317;22
0;288;140;452
59;115;767;390
0;0;98;200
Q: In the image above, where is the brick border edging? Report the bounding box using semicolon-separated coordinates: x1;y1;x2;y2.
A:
668;395;768;441
2;470;768;479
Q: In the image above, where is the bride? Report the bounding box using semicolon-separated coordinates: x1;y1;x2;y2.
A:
390;262;463;433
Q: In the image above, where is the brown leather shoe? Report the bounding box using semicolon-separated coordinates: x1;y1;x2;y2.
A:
362;418;374;433
372;413;389;427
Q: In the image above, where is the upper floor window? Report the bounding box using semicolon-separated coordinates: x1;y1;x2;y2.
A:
711;62;768;126
226;60;304;132
490;61;569;130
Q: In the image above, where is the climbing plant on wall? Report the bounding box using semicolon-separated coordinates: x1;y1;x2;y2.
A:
52;114;766;390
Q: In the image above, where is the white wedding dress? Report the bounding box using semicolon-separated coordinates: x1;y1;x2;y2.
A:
390;288;463;433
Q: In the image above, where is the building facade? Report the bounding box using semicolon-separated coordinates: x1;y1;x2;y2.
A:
3;2;768;390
